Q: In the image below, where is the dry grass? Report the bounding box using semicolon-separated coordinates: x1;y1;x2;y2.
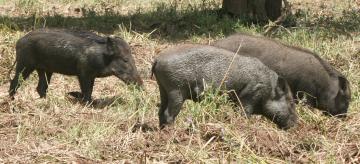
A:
0;0;359;163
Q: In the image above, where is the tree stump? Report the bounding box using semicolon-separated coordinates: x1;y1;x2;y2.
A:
266;0;282;21
222;0;282;21
222;0;248;16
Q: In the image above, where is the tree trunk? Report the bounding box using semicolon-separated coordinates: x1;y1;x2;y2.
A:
222;0;282;21
266;0;282;21
222;0;248;16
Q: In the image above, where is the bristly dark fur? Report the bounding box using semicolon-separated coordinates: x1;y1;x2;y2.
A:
9;28;142;102
213;33;351;116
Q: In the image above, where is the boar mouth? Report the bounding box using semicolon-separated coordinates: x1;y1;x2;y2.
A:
274;114;298;130
114;73;143;87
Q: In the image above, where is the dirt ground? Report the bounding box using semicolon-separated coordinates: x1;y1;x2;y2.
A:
0;0;359;163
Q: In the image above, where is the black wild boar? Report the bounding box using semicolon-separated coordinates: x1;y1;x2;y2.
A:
152;44;297;129
9;29;143;102
212;33;351;117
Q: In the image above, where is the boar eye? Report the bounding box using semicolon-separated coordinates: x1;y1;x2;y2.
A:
121;57;129;62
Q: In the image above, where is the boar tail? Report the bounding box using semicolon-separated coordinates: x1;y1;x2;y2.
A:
8;60;17;82
150;60;157;79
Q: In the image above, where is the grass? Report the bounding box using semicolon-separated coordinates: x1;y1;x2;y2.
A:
0;0;359;163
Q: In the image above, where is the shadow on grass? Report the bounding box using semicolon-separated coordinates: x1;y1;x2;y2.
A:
0;2;246;41
66;91;125;109
283;8;360;38
0;2;358;41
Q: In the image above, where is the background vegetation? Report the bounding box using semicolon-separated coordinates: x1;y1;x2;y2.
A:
0;0;359;163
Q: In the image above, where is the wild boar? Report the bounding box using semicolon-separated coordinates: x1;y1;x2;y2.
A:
212;33;351;117
9;29;143;102
152;44;297;129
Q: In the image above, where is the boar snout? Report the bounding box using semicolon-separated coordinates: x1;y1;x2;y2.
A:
277;114;298;130
264;110;298;130
132;75;144;89
114;72;143;88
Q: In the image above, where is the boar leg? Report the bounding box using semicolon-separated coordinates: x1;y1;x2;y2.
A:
158;85;169;128
9;63;34;97
159;89;184;128
78;76;95;102
36;70;53;98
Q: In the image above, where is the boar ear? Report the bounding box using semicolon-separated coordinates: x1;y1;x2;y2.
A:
106;37;116;55
277;76;288;91
275;76;289;98
338;76;351;96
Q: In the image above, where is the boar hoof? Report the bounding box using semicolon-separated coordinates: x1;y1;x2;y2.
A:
68;91;84;99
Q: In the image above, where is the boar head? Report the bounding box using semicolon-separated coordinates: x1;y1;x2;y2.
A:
322;75;351;117
263;77;297;130
102;37;143;87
